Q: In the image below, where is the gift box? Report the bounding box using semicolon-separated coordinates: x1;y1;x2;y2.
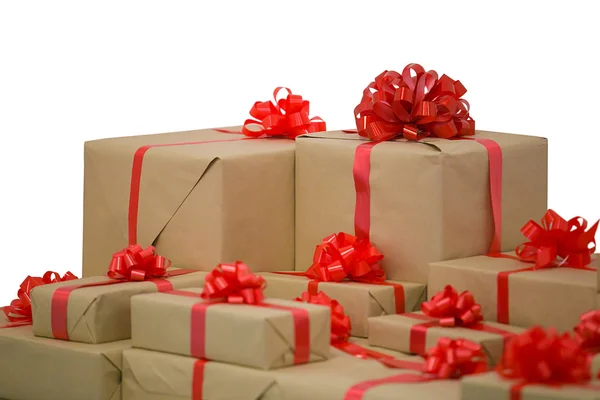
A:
461;371;600;400
259;272;426;337
0;314;129;400
31;269;207;343
428;254;599;332
83;128;296;277
368;312;523;366
295;130;547;283
131;287;331;370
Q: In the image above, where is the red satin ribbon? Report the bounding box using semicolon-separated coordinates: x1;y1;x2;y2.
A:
421;285;483;328
1;271;78;328
192;359;208;400
107;244;171;281
201;261;265;304
296;291;351;345
354;64;475;142
575;310;600;351
242;87;326;139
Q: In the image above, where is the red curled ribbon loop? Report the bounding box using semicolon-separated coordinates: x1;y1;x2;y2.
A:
575;310;600;351
421;285;483;327
515;209;598;269
424;337;488;379
2;271;78;327
306;232;385;283
354;64;475;142
107;244;171;281
201;261;265;305
497;326;591;384
296;291;351;345
242;87;326;139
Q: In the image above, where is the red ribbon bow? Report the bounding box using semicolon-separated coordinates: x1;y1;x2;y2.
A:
2;271;78;327
306;232;385;283
296;291;351;345
515;209;598;269
421;285;483;327
497;326;591;384
242;87;326;139
201;261;265;305
575;310;600;351
354;63;475;142
108;244;171;281
423;337;488;379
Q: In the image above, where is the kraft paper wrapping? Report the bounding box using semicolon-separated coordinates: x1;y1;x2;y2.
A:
31;270;207;343
131;287;331;370
0;313;129;400
123;348;459;400
295;130;548;283
259;272;426;337
368;313;524;366
461;372;600;399
428;254;599;332
333;337;423;361
83;127;295;277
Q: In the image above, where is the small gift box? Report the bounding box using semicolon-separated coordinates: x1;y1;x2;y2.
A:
30;245;207;343
131;262;331;370
0;313;130;400
368;286;523;366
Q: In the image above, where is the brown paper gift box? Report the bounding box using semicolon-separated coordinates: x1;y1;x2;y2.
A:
123;347;459;400
84;128;295;277
368;312;523;366
259;272;426;337
428;254;599;332
0;313;129;400
31;270;207;343
295;130;547;283
461;371;600;399
131;287;331;369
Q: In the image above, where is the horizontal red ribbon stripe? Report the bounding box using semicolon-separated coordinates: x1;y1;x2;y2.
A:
344;373;434;400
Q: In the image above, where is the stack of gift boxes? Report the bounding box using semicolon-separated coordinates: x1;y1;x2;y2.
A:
1;65;599;400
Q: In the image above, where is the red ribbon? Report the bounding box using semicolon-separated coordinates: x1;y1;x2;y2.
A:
354;64;474;142
296;291;351;345
242;87;326;139
201;261;265;305
107;244;171;281
1;271;78;328
575;310;600;351
421;285;483;328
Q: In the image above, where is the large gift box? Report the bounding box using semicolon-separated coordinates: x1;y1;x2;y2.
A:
83;128;296;277
428;254;598;332
260;272;426;337
0;317;130;400
131;287;331;369
368;312;523;366
31;269;207;343
295;130;547;283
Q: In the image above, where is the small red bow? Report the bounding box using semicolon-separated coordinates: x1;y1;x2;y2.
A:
421;285;483;327
424;337;488;379
497;326;591;383
2;271;78;326
296;291;351;345
574;310;600;351
515;210;598;269
108;244;171;281
306;232;385;283
242;87;326;139
354;63;475;142
201;261;265;305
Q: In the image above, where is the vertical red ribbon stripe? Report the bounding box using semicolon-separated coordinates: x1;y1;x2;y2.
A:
192;359;208;400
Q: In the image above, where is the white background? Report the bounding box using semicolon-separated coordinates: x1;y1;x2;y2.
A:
0;1;598;305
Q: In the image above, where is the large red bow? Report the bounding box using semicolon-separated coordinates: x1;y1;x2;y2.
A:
354;64;475;142
421;285;483;327
2;271;78;327
574;310;600;351
306;232;385;283
497;326;590;383
108;244;171;281
515;210;598;269
424;337;488;379
201;261;265;305
296;291;351;344
242;87;326;139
